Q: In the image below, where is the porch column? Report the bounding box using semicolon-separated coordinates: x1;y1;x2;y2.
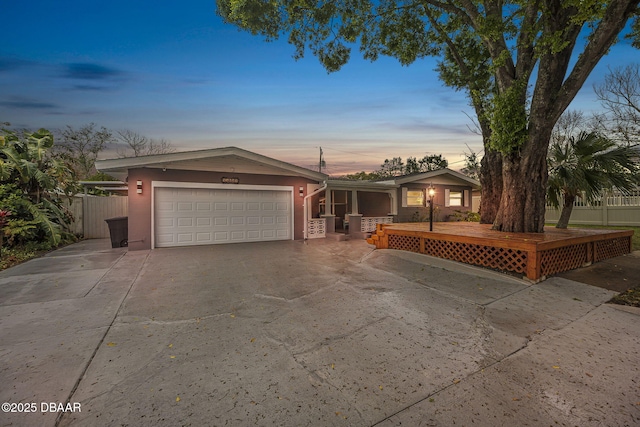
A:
351;189;359;214
321;214;336;234
388;190;398;215
325;189;333;215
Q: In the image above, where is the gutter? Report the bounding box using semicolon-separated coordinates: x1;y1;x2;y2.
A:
303;181;328;239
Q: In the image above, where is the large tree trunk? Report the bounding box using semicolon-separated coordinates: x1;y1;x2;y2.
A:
492;132;550;233
556;193;575;229
479;148;502;224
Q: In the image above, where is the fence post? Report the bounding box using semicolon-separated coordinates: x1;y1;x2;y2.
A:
602;191;608;226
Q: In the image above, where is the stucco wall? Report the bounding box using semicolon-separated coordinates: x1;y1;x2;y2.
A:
127;168;318;250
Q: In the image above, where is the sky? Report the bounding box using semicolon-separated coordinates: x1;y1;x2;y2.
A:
1;1;638;176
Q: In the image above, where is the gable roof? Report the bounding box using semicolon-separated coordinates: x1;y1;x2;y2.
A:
95;146;328;182
379;168;481;189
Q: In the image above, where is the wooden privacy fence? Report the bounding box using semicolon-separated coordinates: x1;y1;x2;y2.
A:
367;222;633;282
64;196;128;238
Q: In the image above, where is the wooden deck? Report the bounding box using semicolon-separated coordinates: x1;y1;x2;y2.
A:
366;222;634;281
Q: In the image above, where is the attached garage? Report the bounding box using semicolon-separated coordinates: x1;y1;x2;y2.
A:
95;147;327;251
154;184;293;247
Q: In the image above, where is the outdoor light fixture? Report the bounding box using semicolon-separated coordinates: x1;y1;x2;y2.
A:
136;180;143;194
299;186;304;197
427;184;435;231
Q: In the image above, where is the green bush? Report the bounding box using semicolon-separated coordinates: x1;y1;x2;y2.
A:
450;210;481;222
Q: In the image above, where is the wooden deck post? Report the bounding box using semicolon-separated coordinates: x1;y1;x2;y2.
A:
526;249;541;281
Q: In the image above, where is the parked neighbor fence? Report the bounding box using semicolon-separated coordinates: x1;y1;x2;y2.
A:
64;195;129;238
545;190;640;227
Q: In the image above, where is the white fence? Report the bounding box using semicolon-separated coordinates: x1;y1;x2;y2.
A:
546;191;640;227
64;195;129;238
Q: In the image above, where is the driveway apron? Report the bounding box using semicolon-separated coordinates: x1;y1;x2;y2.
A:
0;238;638;426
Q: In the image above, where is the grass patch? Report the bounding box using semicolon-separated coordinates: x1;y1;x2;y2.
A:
609;286;640;307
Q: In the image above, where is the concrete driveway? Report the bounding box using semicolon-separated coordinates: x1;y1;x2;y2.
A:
0;238;638;426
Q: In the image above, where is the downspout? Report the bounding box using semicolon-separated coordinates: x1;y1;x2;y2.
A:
303;181;328;239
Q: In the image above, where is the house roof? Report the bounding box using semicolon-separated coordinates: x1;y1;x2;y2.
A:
378;168;481;189
95;146;328;182
326;178;399;191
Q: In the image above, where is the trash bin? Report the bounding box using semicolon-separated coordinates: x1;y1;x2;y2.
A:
105;216;128;248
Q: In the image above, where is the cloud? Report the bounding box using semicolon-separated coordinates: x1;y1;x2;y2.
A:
63;63;122;80
0;57;33;72
62;62;128;91
0;96;59;110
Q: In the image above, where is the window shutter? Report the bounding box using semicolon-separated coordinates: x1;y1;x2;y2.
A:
464;190;470;207
444;188;450;207
401;187;407;207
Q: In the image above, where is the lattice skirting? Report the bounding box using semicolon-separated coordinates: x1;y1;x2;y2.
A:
387;233;631;280
388;235;420;253
595;237;631;262
389;235;528;274
540;244;587;277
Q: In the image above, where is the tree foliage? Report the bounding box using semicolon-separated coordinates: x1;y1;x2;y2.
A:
218;0;640;232
461;147;481;181
0;128;77;246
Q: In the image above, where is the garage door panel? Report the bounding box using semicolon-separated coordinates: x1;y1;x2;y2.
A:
177;234;193;243
157;201;174;211
231;217;245;225
196;217;211;227
156;234;174;245
214;231;229;241
177;217;193;227
196;232;211;242
214;217;228;226
178;202;194;211
155;186;291;247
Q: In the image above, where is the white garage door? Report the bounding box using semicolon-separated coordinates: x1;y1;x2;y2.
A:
154;187;292;247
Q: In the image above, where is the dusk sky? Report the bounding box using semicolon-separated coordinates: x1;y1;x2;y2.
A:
2;1;638;175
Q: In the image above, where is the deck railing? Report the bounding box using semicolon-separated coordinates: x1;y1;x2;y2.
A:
361;216;394;233
307;218;326;239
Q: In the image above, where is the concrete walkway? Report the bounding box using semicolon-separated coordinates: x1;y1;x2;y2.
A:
0;239;638;426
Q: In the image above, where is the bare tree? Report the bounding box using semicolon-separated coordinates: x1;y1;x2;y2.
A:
116;130;175;157
56;123;113;179
594;64;640;145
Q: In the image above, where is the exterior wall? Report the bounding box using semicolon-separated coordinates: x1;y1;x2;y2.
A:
127;168;317;250
357;191;392;216
395;183;473;223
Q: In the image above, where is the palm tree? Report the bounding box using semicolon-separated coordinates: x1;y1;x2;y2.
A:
547;132;640;229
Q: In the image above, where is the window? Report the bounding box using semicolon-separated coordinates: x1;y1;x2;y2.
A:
407;190;424;207
448;191;463;207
